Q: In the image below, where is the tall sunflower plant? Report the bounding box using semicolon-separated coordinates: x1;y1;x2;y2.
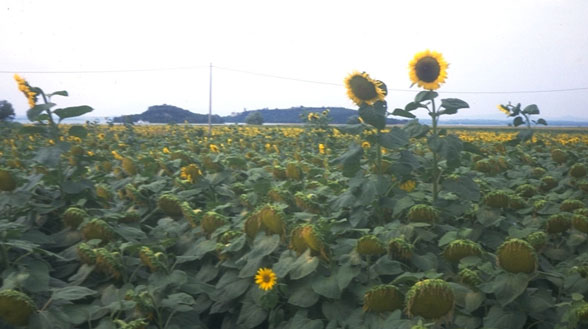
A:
498;102;547;144
392;50;470;203
340;71;410;177
14;74;94;140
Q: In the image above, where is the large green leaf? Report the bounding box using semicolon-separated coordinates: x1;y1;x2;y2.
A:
379;127;409;149
513;116;525;127
237;301;267;329
48;90;69;97
391;108;416;119
442;175;480;201
289;249;319;280
483;305;526;329
403;120;429;138
479;273;529;306
440;98;469;114
27;103;55;121
51;286;97;301
427;134;463;168
54;105;93;121
311;274;340;299
523;104;539;114
415;90;438;103
358;101;387;130
68;125;88;138
331;143;363;177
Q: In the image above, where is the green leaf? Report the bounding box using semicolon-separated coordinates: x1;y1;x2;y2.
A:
379;128;410;150
479;273;529;306
177;238;217;263
513;116;524;127
288;281;319;307
438;231;458;247
34;145;67;166
335;262;360;290
48;90;69;97
311;274;340;299
405;101;427;112
415;90;438;103
237;301;268;329
372;257;403;276
331;143;363;177
483;305;526;329
523;104;539;114
440;98;469;114
359;102;386;130
68;125;88;138
289;249;319;280
51;286;97;301
391;108;416;119
427;134;463;168
335;124;365;135
54;105;93;121
536;118;547;125
214;272;250;303
161;293;196;312
403;120;429;138
27;103;55;121
442;175;480;202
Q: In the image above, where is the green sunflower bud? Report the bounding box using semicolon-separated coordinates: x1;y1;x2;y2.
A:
540;176;558;191
546;213;571;233
405;279;455;320
294;192;320;214
94;248;122;279
531;167;546;178
551;148;567;164
571;265;588;278
459;268;481;287
570;163;587;178
388;236;413;260
62;207;88;229
363;284;404;313
474;159;492;173
82;218;114;243
575;303;588;321
525;231;547;250
122;157;137;175
0;289;36;326
201;211;227;235
515;184;537;198
497;238;537;273
219;230;242;244
0;168;17;191
407;204;439;223
442;239;482;263
483;190;510;208
356;235;387;256
560;199;585;212
508;195;526;209
77;242;97;265
139;247;164;272
285;162;302;180
157;194;183;218
572;213;588;233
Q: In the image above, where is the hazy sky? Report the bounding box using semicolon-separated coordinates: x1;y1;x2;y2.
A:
2;0;588;121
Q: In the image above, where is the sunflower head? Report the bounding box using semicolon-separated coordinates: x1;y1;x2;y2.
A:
409;50;448;90
405;279;454;320
255;268;277;291
560;199;585;212
540;176;558;191
257;204;287;236
388;236;413;260
483;190;511;208
496;238;537;274
525;231;548;250
285;162;303;180
363;284;404;313
82;218;114;243
551;148;567;164
516;184;537;198
62;207;88;229
121;157;138;176
0;168;17;192
0;289;37;326
356;235;387;256
442;239;483;263
459;268;481;287
344;71;386;106
77;242;97;265
157;194;183;218
545;213;571;234
407;204;440;223
572;213;588;233
570;163;587;178
201;211;228;235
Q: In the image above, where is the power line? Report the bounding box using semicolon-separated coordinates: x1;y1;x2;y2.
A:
2;63;588;95
0;65;208;74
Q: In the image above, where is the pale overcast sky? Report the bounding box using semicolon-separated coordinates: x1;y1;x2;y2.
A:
1;0;588;121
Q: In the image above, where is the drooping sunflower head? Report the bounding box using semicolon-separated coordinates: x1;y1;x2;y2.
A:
0;168;17;192
0;289;37;326
407;204;440;223
496;238;537;274
201;211;228;235
442;239;483;263
344;71;386;106
363;284;404;313
356;235;387;256
388;236;413;260
545;213;571;234
157;194;183;218
525;231;548;250
405;279;455;320
62;207;88;229
409;50;448;90
570;163;587;178
254;268;277;291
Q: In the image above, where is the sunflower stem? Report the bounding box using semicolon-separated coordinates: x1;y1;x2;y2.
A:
431;97;440;203
376;129;383;175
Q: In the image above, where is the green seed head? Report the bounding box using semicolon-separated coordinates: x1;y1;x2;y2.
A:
459;268;481;287
572;214;588;233
483;190;511;208
407;204;440;223
405;279;455;320
531;167;546;178
525;231;547;250
560;199;585;212
77;242;97;265
363;284;404;313
442;239;483;263
157;194;183;218
0;168;17;191
570;163;587;178
388;236;413;260
62;207;88;229
497;238;537;273
551;148;567;164
546;213;572;234
201;211;227;235
540;176;558;191
82;218;113;243
515;184;537;198
356;235;387;256
0;289;36;326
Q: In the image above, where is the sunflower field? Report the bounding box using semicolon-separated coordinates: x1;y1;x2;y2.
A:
2;54;588;329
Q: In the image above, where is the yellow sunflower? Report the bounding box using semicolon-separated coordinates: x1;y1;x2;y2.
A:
254;267;277;291
497;104;510;116
344;71;386;106
409;50;448;90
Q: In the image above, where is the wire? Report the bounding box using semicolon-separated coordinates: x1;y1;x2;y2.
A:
2;63;588;94
0;65;208;74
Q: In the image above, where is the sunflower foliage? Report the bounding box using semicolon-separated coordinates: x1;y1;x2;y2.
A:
498;102;548;144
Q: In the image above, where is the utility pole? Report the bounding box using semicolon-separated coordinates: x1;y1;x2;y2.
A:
208;62;212;137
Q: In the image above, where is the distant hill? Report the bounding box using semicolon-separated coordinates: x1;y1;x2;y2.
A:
225;106;407;124
112;104;224;124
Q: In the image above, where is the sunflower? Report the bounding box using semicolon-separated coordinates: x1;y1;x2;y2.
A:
409;50;448;90
344;71;386;106
497;104;510;116
254;267;277;291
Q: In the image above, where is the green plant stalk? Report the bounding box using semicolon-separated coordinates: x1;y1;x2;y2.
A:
430;97;440;203
0;243;9;270
376;129;383;175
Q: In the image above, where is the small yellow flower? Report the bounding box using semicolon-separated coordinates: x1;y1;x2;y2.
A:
254;267;277;291
162;147;171;154
112;151;124;160
97;133;105;140
318;143;325;155
361;141;371;149
87;151;95;157
209;144;220;153
399;180;416;192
